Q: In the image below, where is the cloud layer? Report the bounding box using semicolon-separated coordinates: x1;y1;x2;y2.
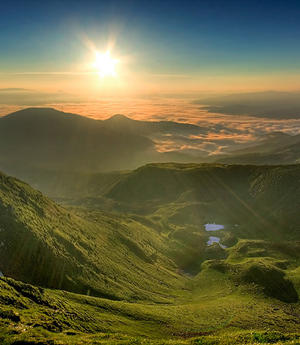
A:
1;90;300;156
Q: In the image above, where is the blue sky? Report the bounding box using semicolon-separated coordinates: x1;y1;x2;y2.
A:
1;0;300;93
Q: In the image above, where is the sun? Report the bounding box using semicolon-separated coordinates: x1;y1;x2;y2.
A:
92;50;118;78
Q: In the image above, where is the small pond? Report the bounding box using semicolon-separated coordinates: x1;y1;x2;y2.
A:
205;223;227;249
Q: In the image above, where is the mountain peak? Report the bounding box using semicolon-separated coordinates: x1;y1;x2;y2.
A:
107;114;132;122
3;107;82;121
9;107;61;115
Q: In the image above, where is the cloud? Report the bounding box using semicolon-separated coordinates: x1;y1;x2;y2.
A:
1;94;300;156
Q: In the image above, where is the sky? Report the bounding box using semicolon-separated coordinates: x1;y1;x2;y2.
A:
2;0;300;92
1;0;300;126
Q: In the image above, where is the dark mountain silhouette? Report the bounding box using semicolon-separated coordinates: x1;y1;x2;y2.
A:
103;113;203;136
0;108;157;174
0;108;206;186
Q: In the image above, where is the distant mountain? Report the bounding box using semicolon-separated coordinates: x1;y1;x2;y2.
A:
0;108;207;184
199;91;300;119
103;113;203;136
214;132;300;164
0;108;156;174
1;107;299;194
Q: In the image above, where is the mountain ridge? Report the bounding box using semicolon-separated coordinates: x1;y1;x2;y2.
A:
1;107;300;198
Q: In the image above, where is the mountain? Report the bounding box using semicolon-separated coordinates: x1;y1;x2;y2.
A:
0;169;188;302
199;91;300;119
104;113;203;136
2;165;300;344
0;108;206;187
0;107;157;174
1;107;300;196
214;132;300;165
98;163;300;241
35;162;300;246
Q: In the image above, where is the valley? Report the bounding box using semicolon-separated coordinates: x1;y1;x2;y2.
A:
1;161;300;344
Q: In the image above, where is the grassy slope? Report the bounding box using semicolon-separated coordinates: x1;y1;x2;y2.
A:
1;164;300;344
1;264;300;344
0;171;187;302
103;163;300;241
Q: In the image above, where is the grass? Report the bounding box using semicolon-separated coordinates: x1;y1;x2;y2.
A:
1;164;300;344
0;171;190;302
2;272;300;344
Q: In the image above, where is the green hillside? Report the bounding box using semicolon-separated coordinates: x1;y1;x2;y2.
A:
0;171;188;302
2;241;300;344
100;163;300;241
1;164;300;344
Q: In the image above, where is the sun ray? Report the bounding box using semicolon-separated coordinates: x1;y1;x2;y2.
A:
92;50;119;78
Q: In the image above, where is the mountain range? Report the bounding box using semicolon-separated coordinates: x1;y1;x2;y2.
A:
0;107;299;196
215;131;300;165
199;91;300;119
